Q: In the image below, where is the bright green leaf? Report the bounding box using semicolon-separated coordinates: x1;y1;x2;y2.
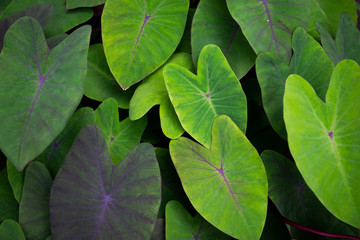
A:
0;169;18;222
0;219;25;240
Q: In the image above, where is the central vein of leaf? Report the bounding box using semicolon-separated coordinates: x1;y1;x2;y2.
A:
262;0;280;56
217;166;241;211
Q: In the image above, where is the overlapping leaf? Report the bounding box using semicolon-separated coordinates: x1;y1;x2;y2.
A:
66;0;105;9
7;160;24;203
0;220;26;240
164;44;247;148
50;123;161;239
284;60;360;228
307;0;330;41
0;169;18;221
0;17;91;171
170;115;268;239
102;0;189;89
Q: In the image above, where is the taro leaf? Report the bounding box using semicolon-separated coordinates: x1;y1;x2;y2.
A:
192;0;256;79
256;27;333;139
261;150;356;239
95;98;147;165
46;33;68;49
164;44;247;148
0;169;18;221
102;0;189;89
283;60;360;228
175;8;195;53
0;219;26;240
0;3;53;52
50;123;161;239
0;0;93;37
226;0;310;64
36;107;95;177
0;17;91;171
19;162;53;240
85;44;133;109
7;160;24;203
66;0;105;9
165;201;232;239
318;0;357;36
130;53;194;139
317;12;360;66
169;115;268;239
307;0;330;41
150;218;165;240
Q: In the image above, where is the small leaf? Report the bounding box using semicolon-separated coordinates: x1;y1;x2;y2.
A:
0;219;26;240
0;169;18;222
7;160;25;203
164;44;247;148
169;115;268;239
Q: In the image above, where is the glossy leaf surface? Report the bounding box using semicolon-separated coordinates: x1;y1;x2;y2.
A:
256;27;333;139
226;0;310;63
0;219;26;240
191;0;255;79
102;0;189;89
284;60;360;228
50;123;161;239
0;169;18;221
170;115;267;239
0;17;91;170
164;44;247;148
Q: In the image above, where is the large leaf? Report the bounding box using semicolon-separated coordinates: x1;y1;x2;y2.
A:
256;27;333;139
19;162;52;240
36;107;95;177
283;60;360;228
164;44;247;148
0;169;18;221
102;0;189;89
0;0;93;37
261;150;356;239
66;0;105;9
0;219;26;240
226;0;310;63
0;17;91;171
95;98;147;165
130;53;194;139
85;44;133;109
169;115;268;239
50;123;161;239
165;201;232;239
191;0;255;79
7;160;24;203
317;12;360;66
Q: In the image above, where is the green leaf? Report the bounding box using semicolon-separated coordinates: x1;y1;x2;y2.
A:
36;107;95;177
0;0;11;15
0;219;26;240
165;201;232;239
0;17;91;171
317;12;360;66
130;53;194;139
169;115;268;239
175;8;195;53
102;0;189;89
46;33;68;49
256;27;333;139
164;44;247;148
192;0;255;79
66;0;105;9
261;150;356;239
283;60;360;228
317;0;357;36
307;0;330;41
0;169;18;222
150;218;165;240
0;0;93;37
95;98;147;165
6;160;24;203
85;44;133;109
226;0;310;63
19;162;53;240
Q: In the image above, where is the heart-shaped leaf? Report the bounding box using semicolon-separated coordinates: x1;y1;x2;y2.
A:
0;169;18;222
256;27;333;139
164;44;247;148
50;123;161;239
7;160;25;203
226;0;310;63
66;0;105;9
165;201;232;239
317;12;360;66
102;0;189;89
0;219;26;240
169;115;268;239
0;17;91;171
19;162;53;240
191;0;255;79
130;53;194;139
95;98;147;165
284;60;360;228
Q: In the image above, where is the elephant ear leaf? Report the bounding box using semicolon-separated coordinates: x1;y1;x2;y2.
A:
284;60;360;228
169;115;268;239
0;17;91;171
